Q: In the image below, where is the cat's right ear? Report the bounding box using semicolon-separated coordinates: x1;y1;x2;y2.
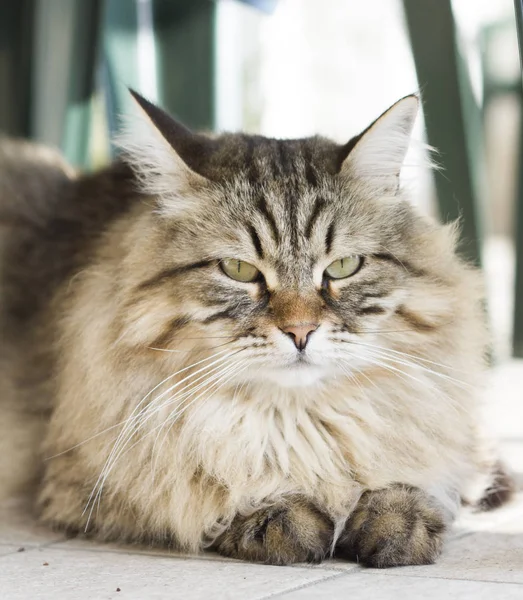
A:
339;95;419;192
118;90;210;214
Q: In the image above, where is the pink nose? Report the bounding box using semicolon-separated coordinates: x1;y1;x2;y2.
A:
280;324;318;351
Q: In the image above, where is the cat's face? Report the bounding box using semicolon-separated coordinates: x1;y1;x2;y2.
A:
122;93;452;389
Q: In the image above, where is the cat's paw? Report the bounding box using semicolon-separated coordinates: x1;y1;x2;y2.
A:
215;496;333;565
336;484;446;568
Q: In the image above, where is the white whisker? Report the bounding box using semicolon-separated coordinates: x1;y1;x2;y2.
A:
83;351;249;528
149;359;244;461
341;353;428;387
348;339;471;374
82;349;244;527
151;361;248;480
146;340;233;353
49;348;236;461
347;341;471;389
93;359;246;518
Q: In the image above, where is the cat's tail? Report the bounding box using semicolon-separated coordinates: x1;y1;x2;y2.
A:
0;138;75;228
0;139;74;502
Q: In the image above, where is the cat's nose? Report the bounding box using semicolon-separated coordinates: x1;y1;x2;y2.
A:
279;324;318;351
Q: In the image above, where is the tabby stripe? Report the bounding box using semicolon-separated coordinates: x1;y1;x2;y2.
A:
137;260;213;290
289;195;298;247
257;196;280;243
320;287;338;310
276;140;293;177
364;290;390;299
357;305;387;315
302;146;319;187
325;221;336;254
201;308;236;324
305;197;326;239
150;317;191;348
248;224;264;258
274;141;285;177
245;137;258;182
396;305;436;331
373;253;425;277
277;147;299;246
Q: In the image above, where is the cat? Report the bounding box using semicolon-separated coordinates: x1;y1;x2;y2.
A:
0;92;514;568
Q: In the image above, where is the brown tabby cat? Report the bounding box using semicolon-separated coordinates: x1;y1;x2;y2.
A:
0;92;513;568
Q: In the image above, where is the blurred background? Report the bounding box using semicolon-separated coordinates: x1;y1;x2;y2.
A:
0;0;522;362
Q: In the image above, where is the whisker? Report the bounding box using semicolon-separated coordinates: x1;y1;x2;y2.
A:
48;348;237;460
376;246;410;275
150;359;243;453
336;354;462;419
345;340;472;387
336;338;470;377
162;336;236;341
338;364;366;396
128;353;245;432
146;340;234;353
340;353;428;387
338;351;466;415
151;361;248;479
351;320;455;335
83;352;248;527
91;359;246;520
339;361;381;393
82;350;243;524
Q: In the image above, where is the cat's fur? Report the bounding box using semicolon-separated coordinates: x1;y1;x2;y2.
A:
0;94;513;567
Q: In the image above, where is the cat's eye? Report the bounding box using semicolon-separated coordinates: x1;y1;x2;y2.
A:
221;258;260;283
324;256;362;280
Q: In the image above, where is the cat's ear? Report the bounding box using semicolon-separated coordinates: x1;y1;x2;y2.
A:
340;95;419;190
118;90;210;214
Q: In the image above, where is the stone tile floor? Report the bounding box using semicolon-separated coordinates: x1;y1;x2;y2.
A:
1;361;521;600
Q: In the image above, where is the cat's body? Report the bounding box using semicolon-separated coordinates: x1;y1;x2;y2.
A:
0;95;512;567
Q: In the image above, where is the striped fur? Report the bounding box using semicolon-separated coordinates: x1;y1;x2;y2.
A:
0;95;511;568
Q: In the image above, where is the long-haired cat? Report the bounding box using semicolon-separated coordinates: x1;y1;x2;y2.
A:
0;93;513;567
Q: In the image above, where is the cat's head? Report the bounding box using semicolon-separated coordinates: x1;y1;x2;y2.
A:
119;92;463;389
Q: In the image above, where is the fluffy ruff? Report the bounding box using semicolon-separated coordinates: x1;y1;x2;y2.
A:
0;96;512;568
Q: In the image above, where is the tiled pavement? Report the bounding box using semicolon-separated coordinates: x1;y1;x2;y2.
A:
1;361;521;599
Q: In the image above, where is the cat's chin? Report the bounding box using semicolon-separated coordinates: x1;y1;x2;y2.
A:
255;364;328;388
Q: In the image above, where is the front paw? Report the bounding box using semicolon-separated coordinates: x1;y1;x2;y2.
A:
336;485;446;568
216;496;333;566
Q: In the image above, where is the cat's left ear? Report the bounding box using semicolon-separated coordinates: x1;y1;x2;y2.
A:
340;95;419;190
119;90;211;214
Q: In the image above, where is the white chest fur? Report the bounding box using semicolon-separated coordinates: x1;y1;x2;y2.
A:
167;373;479;521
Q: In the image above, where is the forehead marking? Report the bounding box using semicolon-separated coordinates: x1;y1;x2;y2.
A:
304;196;327;239
256;195;280;244
247;224;264;259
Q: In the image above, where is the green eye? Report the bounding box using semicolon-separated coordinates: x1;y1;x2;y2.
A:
324;256;362;279
221;259;260;283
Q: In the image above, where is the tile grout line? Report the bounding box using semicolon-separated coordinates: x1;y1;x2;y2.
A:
45;543;274;566
258;570;355;600
358;570;523;586
0;543;54;560
46;543;362;570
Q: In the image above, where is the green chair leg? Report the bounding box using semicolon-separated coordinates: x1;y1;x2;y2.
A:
152;0;216;131
514;121;523;358
102;0;140;151
103;0;217;148
31;0;80;149
1;0;101;169
403;0;485;267
61;0;103;168
0;1;36;137
512;0;523;357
